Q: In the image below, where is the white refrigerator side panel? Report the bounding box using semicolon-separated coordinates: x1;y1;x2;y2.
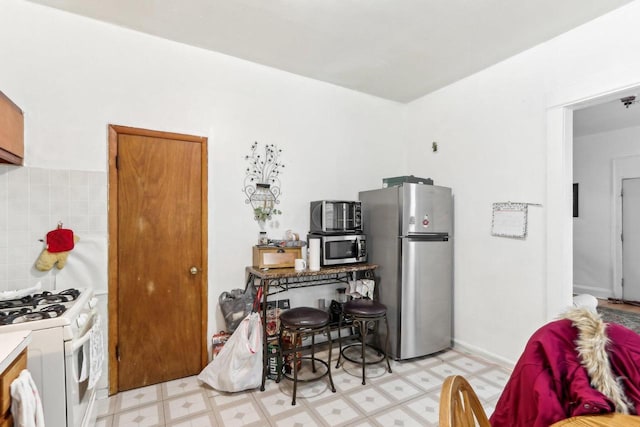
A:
360;187;402;357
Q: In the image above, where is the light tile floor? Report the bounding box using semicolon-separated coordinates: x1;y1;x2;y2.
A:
95;347;512;427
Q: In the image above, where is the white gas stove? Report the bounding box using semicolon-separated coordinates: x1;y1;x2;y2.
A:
0;287;102;427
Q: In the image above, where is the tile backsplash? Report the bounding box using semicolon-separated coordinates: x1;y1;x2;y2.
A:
0;165;107;292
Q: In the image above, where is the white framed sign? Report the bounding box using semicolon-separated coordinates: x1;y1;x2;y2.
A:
491;202;528;238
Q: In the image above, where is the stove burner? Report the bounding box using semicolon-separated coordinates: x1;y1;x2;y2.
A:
40;304;66;317
4;304;67;324
0;296;33;310
0;289;77;324
59;288;80;300
33;289;80;305
16;313;47;323
0;308;32;325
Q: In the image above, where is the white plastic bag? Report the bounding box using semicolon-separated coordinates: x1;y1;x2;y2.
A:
197;312;263;392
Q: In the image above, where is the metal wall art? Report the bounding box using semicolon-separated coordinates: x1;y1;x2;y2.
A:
243;142;284;222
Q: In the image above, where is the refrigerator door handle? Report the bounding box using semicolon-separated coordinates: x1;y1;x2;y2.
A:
401;234;449;242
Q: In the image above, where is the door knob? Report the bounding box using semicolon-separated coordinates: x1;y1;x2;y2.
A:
190;266;199;275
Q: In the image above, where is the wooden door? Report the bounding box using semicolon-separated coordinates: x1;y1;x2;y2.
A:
108;125;207;393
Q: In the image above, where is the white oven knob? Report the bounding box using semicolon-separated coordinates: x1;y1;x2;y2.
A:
77;313;89;328
88;297;98;309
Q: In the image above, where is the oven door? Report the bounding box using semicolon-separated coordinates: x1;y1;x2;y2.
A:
312;201;362;233
64;314;103;427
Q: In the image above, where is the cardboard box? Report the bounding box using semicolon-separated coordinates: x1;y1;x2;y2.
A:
382;175;433;188
211;331;231;359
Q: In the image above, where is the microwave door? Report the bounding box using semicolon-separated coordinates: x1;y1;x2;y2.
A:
338;203;350;230
325;239;352;260
335;202;358;231
345;203;358;230
321;235;366;266
335;203;344;231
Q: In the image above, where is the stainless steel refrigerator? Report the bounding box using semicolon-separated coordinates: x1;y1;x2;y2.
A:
359;183;453;360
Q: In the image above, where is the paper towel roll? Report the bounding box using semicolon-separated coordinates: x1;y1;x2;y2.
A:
308;238;321;271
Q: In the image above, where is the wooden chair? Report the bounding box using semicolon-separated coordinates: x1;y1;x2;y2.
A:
439;375;491;427
550;414;640;426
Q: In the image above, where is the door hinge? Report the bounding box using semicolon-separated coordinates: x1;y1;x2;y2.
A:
116;344;121;362
115;155;119;170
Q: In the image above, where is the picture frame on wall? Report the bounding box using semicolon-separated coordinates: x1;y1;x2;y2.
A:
573;183;579;218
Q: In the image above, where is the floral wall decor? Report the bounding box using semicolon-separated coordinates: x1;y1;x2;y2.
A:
243;142;284;222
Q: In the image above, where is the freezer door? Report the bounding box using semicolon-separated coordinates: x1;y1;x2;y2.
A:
399;236;452;359
401;184;452;236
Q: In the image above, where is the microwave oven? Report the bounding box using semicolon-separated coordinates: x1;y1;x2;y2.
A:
310;200;362;234
308;233;367;266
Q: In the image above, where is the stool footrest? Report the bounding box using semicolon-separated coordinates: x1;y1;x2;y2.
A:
340;343;387;366
276;309;336;405
279;356;332;383
335;309;392;385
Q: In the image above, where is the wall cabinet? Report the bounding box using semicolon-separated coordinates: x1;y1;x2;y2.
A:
0;91;24;165
0;349;27;427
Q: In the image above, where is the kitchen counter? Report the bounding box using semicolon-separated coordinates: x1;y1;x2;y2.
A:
246;263;378;280
0;330;30;373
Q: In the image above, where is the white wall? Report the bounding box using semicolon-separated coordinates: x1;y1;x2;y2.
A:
0;166;107;291
573;126;640;298
6;0;640;371
0;0;405;371
405;1;640;363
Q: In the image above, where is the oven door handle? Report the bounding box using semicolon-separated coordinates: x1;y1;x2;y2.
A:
70;323;94;352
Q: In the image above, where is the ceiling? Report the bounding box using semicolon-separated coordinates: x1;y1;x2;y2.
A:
26;0;633;103
574;96;640;138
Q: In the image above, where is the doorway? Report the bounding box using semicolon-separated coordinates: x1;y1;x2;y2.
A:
548;86;640;318
108;125;208;394
572;95;640;302
622;177;640;302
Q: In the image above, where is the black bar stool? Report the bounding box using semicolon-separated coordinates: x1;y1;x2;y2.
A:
335;298;392;385
276;307;336;405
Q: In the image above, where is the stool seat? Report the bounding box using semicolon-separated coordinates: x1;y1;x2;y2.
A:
280;307;329;328
344;299;387;317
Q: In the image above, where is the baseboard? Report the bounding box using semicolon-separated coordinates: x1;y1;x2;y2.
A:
452;339;516;369
572;284;613;299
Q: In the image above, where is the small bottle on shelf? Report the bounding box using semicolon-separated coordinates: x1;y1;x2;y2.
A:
258;231;268;246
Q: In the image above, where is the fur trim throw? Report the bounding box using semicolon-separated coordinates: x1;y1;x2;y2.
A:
562;308;632;414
